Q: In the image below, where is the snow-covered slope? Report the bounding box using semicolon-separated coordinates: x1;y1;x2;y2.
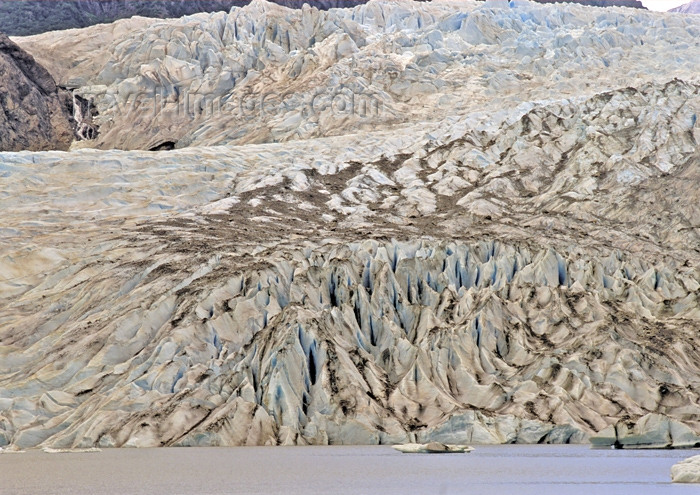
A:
671;1;700;14
0;0;698;449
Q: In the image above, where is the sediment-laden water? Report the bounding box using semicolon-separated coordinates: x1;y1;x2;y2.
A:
1;445;697;495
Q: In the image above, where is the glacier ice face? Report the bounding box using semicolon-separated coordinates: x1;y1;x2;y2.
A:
2;232;699;448
0;0;699;449
591;413;700;449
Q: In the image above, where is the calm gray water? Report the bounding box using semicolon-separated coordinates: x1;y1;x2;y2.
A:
0;445;697;495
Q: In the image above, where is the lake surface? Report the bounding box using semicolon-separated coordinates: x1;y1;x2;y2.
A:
0;445;697;495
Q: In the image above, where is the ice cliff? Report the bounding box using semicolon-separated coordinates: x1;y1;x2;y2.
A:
0;0;698;449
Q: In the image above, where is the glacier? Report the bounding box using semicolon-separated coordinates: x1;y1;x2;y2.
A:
0;0;699;449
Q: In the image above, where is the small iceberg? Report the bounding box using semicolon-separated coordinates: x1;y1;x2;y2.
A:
672;455;700;484
42;447;101;454
0;447;26;454
392;442;474;454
